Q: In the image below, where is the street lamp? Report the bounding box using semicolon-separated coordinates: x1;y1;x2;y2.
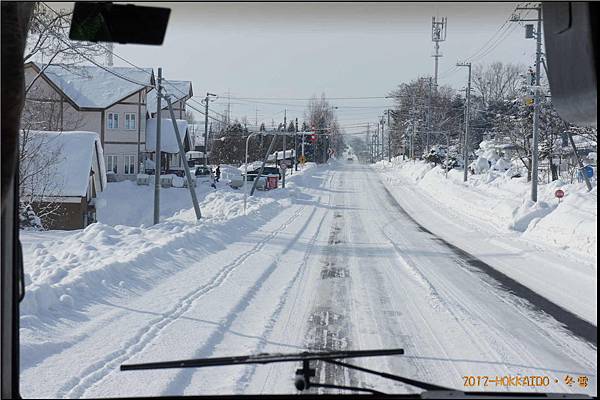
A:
202;92;218;167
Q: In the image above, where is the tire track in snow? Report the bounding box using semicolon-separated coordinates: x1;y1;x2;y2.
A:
58;206;307;399
164;204;323;395
232;205;327;393
236;182;333;393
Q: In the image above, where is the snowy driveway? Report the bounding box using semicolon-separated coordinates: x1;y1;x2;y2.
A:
20;162;596;397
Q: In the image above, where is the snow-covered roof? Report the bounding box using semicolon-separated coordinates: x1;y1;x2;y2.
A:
267;149;296;161
28;131;106;197
30;63;153;109
145;118;189;153
146;80;193;114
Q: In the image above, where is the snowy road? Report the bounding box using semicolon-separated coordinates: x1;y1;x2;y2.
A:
21;162;596;397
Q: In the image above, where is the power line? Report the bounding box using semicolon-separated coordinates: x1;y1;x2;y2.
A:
221;95;392;101
437;2;531;81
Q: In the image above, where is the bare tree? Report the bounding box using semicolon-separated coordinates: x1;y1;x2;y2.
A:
304;94;344;161
25;3;104;95
19;87;85;228
472;62;524;107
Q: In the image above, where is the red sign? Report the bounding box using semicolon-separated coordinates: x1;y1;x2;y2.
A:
555;189;565;199
310;133;317;143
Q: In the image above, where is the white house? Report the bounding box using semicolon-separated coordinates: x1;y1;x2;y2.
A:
145;118;192;172
146;79;193;120
25;63;155;182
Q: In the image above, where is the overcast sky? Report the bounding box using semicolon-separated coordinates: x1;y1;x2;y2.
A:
109;2;536;135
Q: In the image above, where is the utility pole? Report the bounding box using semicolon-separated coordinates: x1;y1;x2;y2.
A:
411;122;416;160
512;4;543;201
153;67;162;225
431;16;447;89
370;134;375;163
379;116;385;161
426;77;433;153
294;117;299;172
203;92;217;166
375;124;380;161
456;62;472;182
282;109;287;188
366;123;370;158
387;110;392;162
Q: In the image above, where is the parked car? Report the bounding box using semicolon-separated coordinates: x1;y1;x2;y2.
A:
166;167;185;177
244;167;281;182
193;165;212;177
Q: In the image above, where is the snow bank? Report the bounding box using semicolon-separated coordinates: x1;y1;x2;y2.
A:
20;163;317;323
374;158;597;260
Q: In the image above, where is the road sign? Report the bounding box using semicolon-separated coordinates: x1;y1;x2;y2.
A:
584;165;594;178
555;189;565;199
298;155;306;164
310;133;317;143
280;160;287;170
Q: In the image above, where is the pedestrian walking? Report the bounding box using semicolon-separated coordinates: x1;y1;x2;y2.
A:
215;165;221;183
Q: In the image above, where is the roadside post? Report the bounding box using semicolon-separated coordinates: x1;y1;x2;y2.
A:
280;160;287;188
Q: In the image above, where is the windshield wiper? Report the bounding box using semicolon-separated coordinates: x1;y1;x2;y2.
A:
120;348;594;398
121;348;450;394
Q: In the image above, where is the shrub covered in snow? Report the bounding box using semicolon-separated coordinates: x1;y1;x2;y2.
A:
19;203;43;230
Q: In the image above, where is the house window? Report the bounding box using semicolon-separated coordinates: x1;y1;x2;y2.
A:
125;113;136;130
107;113;119;129
124;155;136;175
105;155;118;174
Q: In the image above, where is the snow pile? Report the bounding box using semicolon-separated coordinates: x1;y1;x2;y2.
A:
374;157;597;260
469;140;513;173
20;163;317;322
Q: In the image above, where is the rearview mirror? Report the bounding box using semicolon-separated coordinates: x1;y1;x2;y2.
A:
69;2;170;45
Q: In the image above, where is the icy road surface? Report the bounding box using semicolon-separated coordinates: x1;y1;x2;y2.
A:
21;162;596;397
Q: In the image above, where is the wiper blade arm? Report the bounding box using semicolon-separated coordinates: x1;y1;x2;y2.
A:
120;348;405;371
329;359;450;391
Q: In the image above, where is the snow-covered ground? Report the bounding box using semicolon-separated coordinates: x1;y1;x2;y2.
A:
20;161;596;397
373;158;597;324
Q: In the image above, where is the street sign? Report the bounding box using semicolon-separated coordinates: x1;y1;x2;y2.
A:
584;165;594;178
280;160;287;170
555;189;565;200
310;134;317;143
